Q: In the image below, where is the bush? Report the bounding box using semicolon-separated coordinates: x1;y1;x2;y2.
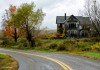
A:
76;41;93;51
60;40;93;51
91;42;100;52
57;44;66;51
80;37;100;42
18;38;30;48
63;40;78;51
57;27;63;34
1;38;15;47
80;38;91;42
53;32;64;39
34;39;42;46
76;42;85;48
82;47;91;51
90;37;100;42
48;43;57;49
39;34;52;39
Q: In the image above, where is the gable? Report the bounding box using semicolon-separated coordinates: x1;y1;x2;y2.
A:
67;15;79;22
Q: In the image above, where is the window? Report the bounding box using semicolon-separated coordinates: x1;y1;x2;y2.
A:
60;24;62;28
68;23;76;28
68;30;77;37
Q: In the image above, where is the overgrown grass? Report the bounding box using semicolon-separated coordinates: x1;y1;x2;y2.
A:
34;38;100;60
0;53;18;70
1;37;100;60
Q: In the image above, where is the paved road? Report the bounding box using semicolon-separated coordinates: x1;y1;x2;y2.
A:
0;48;100;70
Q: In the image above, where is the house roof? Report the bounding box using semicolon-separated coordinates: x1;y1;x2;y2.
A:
56;15;91;24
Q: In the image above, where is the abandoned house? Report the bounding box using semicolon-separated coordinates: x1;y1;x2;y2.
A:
56;13;91;38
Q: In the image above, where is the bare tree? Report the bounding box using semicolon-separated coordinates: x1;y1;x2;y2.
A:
79;0;100;36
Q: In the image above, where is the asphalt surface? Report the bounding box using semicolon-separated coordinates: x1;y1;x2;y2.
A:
0;48;100;70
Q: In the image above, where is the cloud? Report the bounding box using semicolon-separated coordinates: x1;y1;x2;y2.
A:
41;0;85;29
0;0;85;29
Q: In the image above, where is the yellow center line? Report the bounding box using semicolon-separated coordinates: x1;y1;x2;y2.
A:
0;49;72;70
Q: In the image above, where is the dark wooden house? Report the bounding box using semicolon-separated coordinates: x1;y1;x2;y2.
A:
56;13;91;38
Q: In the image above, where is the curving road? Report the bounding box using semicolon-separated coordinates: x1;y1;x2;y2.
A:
0;48;100;70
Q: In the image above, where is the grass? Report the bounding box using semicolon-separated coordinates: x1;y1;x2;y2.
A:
0;53;19;70
31;48;100;60
30;48;100;60
1;38;100;60
1;45;100;60
78;52;100;59
57;51;100;60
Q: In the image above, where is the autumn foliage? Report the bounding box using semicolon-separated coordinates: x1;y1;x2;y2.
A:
3;25;14;38
9;5;16;14
2;5;16;38
2;3;45;47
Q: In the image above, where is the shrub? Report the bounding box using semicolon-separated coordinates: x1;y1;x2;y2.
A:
34;39;42;46
18;38;30;48
57;44;66;51
76;41;93;51
62;40;78;51
48;43;57;49
80;37;100;42
39;34;52;39
80;38;91;42
18;38;27;43
90;37;100;42
1;38;15;47
76;42;87;48
53;32;63;39
91;42;100;52
57;27;63;34
82;47;91;51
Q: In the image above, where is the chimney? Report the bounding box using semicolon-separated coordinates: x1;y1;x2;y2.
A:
65;13;66;20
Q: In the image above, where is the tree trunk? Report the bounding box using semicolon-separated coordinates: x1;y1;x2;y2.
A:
26;21;35;47
30;39;35;47
13;28;18;42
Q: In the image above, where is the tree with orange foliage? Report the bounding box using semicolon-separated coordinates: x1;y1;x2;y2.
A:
2;5;19;42
2;3;45;47
9;5;16;14
3;25;14;38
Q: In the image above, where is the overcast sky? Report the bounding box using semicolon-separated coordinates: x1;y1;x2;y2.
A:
0;0;85;30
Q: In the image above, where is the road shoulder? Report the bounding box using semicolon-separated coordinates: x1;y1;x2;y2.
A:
0;53;19;70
